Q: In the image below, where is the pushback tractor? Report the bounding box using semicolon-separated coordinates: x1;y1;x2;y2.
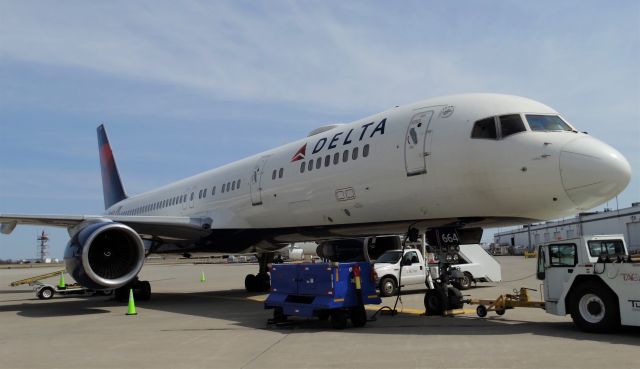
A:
537;234;640;333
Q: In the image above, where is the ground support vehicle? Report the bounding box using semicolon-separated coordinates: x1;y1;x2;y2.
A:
9;269;112;299
32;282;112;300
536;234;640;332
472;287;546;317
264;262;381;329
374;243;501;297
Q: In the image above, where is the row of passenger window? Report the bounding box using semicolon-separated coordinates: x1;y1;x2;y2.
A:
299;144;370;174
471;114;573;140
199;178;242;199
122;193;189;216
272;167;284;180
120;178;242;216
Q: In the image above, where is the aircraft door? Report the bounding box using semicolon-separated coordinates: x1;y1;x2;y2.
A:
404;110;434;176
250;156;269;206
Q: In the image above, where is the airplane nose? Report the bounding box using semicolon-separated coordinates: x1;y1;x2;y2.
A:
560;137;631;209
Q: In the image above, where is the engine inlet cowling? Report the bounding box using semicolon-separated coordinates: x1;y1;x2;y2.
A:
64;221;145;290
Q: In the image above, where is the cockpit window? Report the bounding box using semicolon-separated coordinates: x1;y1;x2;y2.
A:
471;117;497;139
526;115;572;132
499;114;526;138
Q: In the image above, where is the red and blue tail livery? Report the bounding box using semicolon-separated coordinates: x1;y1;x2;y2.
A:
97;124;127;209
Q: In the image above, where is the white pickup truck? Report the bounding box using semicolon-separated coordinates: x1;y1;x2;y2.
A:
374;244;501;297
537;234;640;332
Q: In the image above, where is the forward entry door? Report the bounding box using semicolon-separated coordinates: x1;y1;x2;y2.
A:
404;110;434;176
250;156;269;206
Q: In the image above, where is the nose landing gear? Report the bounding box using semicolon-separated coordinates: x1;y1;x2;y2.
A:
245;253;273;293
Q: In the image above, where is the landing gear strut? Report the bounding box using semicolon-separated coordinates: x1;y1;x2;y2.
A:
245;253;273;292
115;278;151;302
422;227;466;315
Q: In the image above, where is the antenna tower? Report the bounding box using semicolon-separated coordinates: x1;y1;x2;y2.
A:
37;230;49;261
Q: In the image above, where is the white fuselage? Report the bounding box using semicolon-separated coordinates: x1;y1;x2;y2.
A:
104;94;631;251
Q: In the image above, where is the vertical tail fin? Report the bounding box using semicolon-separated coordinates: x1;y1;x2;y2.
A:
97;124;127;209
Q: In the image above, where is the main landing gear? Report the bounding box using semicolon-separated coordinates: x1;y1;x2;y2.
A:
115;278;151;302
245;253;273;293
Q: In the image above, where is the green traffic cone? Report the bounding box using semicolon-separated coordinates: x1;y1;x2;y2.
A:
126;289;137;315
58;272;66;289
200;271;206;283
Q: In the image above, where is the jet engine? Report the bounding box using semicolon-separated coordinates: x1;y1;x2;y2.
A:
316;236;401;262
64;221;145;290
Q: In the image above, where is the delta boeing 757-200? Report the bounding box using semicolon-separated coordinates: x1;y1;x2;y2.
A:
0;93;631;302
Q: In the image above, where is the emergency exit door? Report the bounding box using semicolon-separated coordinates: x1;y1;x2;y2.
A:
404;110;434;176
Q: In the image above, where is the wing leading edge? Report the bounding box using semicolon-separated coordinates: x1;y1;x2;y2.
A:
0;214;212;241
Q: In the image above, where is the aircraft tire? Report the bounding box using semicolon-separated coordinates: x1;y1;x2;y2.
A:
424;289;446;315
245;274;257;292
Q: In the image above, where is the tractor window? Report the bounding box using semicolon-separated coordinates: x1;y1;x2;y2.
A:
548;243;577;267
536;246;546;280
587;239;626;258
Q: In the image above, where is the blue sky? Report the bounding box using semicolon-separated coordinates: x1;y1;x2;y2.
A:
1;1;638;260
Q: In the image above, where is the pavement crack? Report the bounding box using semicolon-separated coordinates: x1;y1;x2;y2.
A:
240;333;289;369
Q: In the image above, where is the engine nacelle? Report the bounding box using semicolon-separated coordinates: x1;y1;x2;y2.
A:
316;236;401;262
64;221;145;290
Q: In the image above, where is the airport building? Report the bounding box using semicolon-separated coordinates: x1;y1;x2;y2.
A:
493;202;640;251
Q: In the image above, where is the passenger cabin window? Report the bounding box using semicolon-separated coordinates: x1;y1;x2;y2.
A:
212;186;216;195
499;114;526;138
363;144;370;157
315;158;322;170
237;179;241;188
324;155;330;167
203;189;207;198
300;161;305;173
526;115;572;131
352;147;359;160
272;170;277;180
308;159;314;171
278;168;283;178
342;150;349;163
231;181;235;191
471;117;497;139
333;153;340;165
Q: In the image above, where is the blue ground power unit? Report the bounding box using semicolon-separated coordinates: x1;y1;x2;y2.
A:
265;262;381;329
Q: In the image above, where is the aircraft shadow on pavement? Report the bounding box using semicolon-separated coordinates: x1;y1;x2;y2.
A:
1;288;638;344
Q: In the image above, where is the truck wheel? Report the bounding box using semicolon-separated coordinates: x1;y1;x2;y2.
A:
476;305;487;317
38;287;55;300
350;305;367;328
459;273;473;290
330;310;348;329
379;277;397;297
447;287;464;309
424;289;446;316
273;307;286;322
569;283;620;333
317;310;330;321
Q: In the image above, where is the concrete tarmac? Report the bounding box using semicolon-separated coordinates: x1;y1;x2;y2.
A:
0;257;637;369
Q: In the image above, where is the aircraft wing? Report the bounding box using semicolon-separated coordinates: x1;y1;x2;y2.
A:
0;214;212;241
